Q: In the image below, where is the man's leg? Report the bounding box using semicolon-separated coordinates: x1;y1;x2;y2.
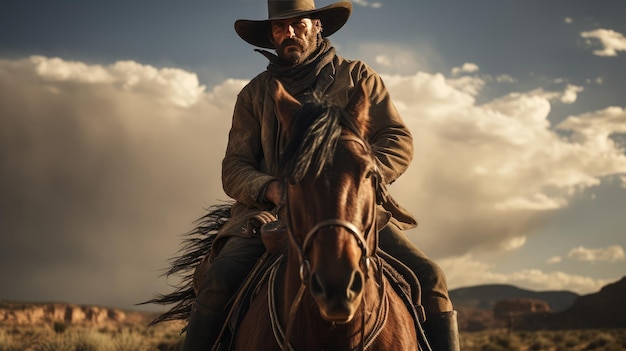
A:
183;234;266;351
378;223;460;351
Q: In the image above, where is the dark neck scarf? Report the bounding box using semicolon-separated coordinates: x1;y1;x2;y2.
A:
256;38;336;96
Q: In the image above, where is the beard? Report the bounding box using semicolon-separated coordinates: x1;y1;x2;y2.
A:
276;32;319;65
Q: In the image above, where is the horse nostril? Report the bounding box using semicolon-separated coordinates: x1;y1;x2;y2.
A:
346;270;363;301
310;273;325;298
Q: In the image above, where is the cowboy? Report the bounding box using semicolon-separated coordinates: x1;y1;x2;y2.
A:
184;1;460;350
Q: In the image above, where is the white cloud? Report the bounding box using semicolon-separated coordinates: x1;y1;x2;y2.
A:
441;255;615;294
504;269;615;294
0;56;235;308
547;256;562;264
567;245;625;263
524;85;584;105
380;71;626;257
382;72;475;114
31;56;113;83
29;56;206;108
585;77;605;85
499;236;527;251
352;42;440;75
581;29;626;57
366;45;423;74
351;0;382;8
561;84;584;104
447;75;486;96
375;55;393;67
558;106;626;133
496;74;516;83
564;17;574;24
557;106;626;159
451;62;480;76
494;193;566;211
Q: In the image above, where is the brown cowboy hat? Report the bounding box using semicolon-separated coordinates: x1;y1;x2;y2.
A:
235;0;352;49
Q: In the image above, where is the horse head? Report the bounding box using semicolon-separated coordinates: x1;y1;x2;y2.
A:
273;80;381;323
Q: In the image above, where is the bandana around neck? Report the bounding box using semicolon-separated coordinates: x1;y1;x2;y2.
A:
256;38;336;96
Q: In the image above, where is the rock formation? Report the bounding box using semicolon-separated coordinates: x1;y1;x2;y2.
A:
0;302;134;327
493;298;551;320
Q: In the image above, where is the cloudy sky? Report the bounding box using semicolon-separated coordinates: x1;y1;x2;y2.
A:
1;0;625;311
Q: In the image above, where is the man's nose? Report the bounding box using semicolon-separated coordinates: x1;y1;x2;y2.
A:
285;25;296;38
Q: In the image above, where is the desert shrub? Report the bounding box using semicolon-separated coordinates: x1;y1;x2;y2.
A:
54;321;68;334
555;330;581;350
7;324;617;351
528;334;552;351
578;329;600;342
76;330;115;351
111;329;148;351
478;333;513;351
485;332;525;350
13;328;52;351
583;331;619;350
35;330;80;351
0;329;23;351
28;329;112;351
459;329;626;351
481;343;510;351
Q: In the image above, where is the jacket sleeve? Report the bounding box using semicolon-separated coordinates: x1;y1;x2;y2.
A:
221;84;276;209
360;68;414;185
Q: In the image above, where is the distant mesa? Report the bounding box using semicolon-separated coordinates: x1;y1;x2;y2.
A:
493;298;550;320
519;276;626;330
0;301;146;327
450;283;579;312
449;276;626;331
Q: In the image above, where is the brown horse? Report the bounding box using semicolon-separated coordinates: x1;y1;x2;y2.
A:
233;81;422;350
142;80;429;350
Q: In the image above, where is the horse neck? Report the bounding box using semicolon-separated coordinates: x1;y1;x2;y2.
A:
283;247;305;304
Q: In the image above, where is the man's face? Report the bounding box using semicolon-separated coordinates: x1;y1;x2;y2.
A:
270;17;321;65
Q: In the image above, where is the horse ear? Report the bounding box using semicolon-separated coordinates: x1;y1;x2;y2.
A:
272;80;301;142
345;79;371;137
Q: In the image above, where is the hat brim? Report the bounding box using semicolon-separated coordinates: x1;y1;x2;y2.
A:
235;2;352;49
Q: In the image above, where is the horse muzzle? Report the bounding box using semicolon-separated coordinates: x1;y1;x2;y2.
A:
309;259;365;323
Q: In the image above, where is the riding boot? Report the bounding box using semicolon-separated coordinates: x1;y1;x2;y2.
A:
182;305;225;351
423;310;460;351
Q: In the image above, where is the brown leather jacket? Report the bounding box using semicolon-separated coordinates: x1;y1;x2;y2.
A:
218;54;417;242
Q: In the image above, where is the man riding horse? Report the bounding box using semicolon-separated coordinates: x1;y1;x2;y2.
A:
184;1;460;350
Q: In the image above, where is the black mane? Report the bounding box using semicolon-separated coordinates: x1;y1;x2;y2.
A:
280;94;361;182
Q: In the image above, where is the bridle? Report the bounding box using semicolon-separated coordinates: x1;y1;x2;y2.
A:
277;134;387;350
286;135;380;283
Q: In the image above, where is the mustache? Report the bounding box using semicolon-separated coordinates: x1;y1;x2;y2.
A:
280;38;304;50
